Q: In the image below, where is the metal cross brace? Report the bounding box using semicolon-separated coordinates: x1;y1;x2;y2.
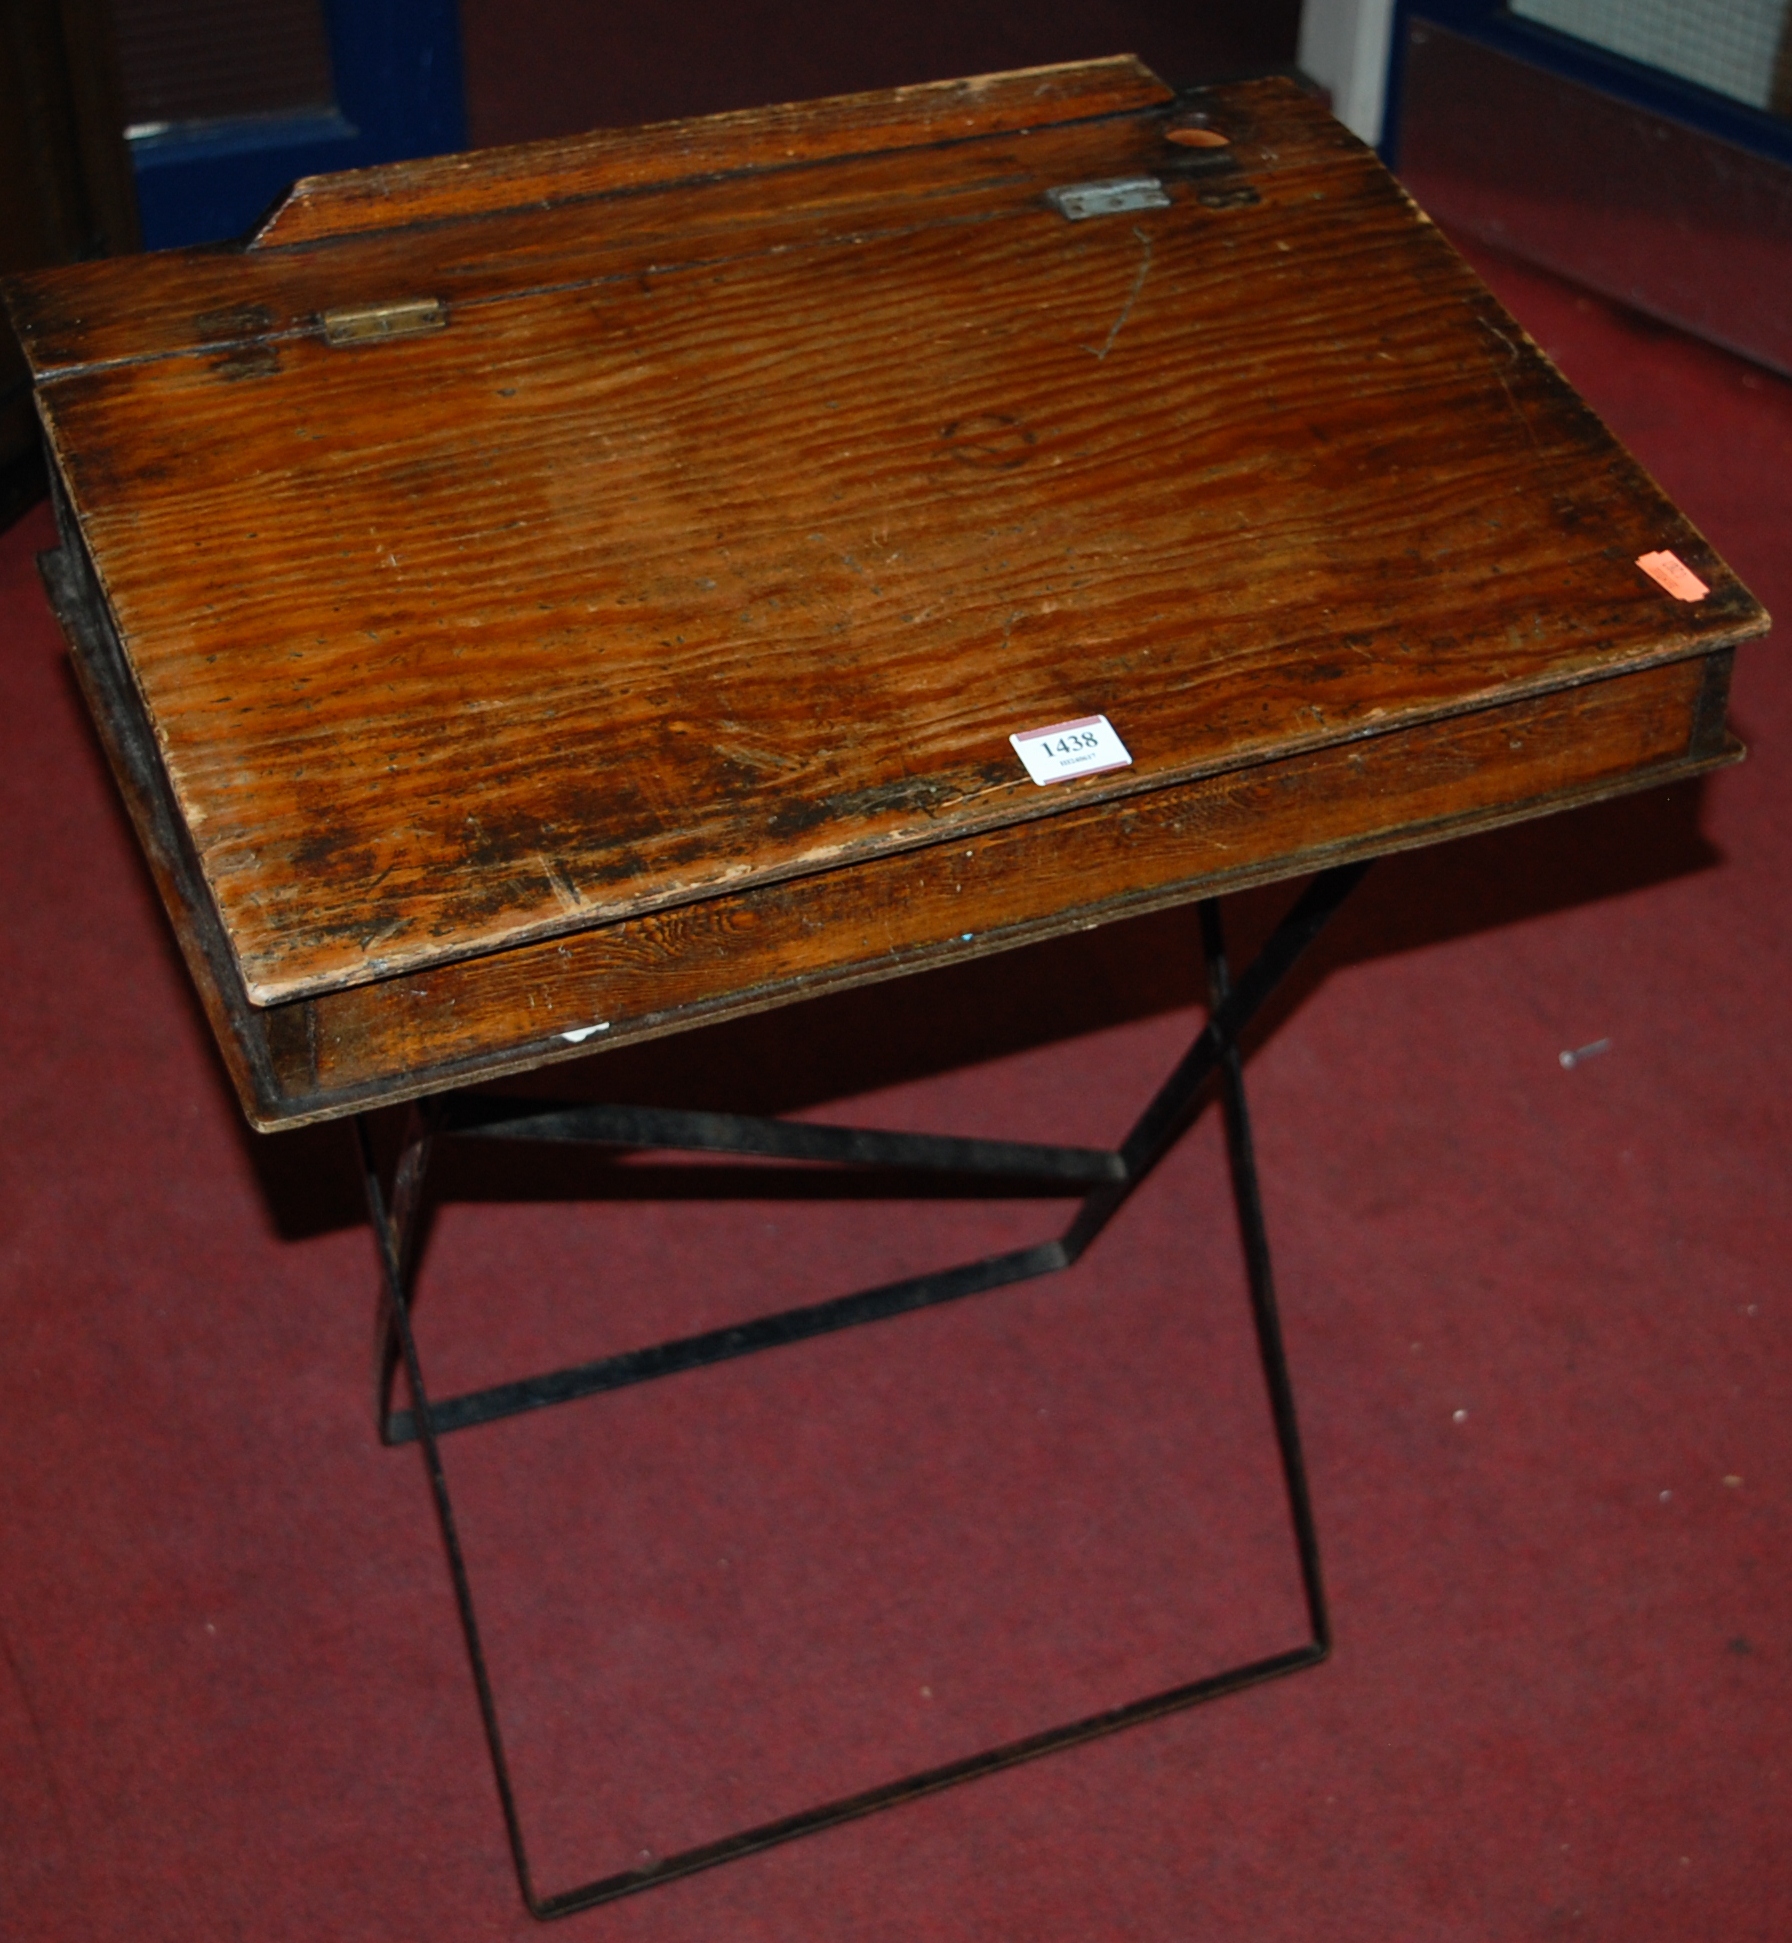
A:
355;861;1368;1920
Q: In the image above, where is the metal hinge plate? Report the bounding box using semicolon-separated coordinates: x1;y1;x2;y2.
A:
321;297;448;346
1045;176;1172;221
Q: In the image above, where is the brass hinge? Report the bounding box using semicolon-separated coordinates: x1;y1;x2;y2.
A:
321;297;447;346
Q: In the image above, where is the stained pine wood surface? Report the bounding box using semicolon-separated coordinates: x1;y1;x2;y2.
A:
291;653;1730;1115
4;58;1770;1123
254;56;1178;248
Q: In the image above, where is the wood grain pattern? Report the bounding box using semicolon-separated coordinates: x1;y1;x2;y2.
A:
252;56;1176;248
278;653;1736;1129
4;61;1771;1126
6;90;1328;398
43;463;1742;1129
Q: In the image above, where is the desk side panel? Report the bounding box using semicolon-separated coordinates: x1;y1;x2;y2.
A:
37;475;309;1123
264;651;1731;1128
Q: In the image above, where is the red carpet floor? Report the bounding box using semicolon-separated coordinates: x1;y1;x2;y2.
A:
2;177;1788;1941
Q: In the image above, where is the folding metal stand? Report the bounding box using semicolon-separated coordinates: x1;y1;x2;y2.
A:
355;862;1368;1920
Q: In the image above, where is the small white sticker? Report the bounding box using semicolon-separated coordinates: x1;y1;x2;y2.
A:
1009;714;1133;786
560;1022;609;1043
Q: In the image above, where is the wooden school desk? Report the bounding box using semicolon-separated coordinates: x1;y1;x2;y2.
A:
5;56;1768;1919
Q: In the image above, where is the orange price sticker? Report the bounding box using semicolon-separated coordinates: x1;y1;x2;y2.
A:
1636;549;1709;602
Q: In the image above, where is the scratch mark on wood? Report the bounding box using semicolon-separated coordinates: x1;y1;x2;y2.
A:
1479;316;1542;457
542;856;587;913
1085;225;1153;363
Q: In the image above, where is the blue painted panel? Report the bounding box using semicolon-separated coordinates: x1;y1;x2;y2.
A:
1385;1;1792;168
132;0;465;249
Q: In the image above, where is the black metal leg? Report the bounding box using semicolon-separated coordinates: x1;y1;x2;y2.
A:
1198;899;1330;1655
359;865;1367;1918
380;862;1372;1449
356;1113;543;1915
370;1103;436;1444
1059;861;1369;1264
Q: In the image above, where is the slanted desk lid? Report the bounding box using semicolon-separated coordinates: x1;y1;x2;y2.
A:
7;60;1766;1006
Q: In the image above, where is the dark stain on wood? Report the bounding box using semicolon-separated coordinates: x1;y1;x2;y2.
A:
209;345;281;381
194;303;276;343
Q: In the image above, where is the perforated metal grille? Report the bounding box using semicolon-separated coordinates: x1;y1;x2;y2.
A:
1510;0;1792;114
